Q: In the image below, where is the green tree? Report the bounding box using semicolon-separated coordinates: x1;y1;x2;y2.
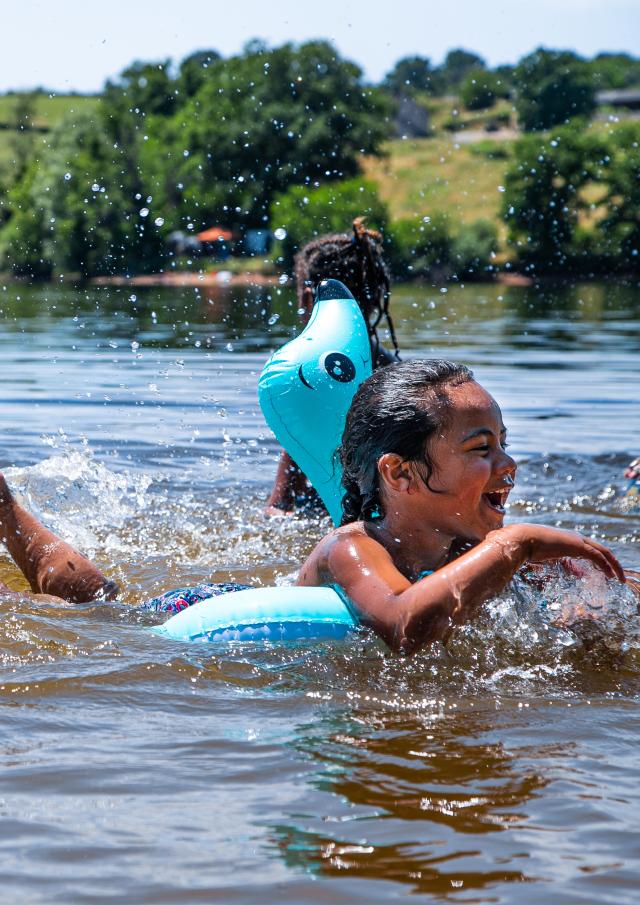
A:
103;59;177;145
270;178;388;268
598;123;640;268
437;49;485;93
9;91;39;183
0;161;50;278
0;108;164;277
142;40;391;233
513;48;595;132
383;56;438;95
502;124;608;271
178;49;221;98
589;53;640;90
460;69;499;110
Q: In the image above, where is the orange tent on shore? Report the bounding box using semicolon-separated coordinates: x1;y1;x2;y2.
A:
196;227;234;243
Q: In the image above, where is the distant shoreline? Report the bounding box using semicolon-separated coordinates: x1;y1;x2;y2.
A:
89;270;280;288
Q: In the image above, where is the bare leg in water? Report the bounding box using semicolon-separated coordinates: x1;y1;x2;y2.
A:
0;473;119;603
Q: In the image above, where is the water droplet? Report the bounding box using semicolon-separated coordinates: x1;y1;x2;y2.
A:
64;172;71;181
131;340;140;351
91;183;100;192
273;227;287;240
139;208;149;218
498;185;505;192
129;294;137;302
268;313;280;325
154;217;164;227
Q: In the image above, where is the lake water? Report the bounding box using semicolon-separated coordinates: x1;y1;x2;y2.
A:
0;278;639;903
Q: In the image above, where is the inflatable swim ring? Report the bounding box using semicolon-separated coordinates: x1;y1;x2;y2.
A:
156;279;371;644
258;278;372;526
154;586;357;643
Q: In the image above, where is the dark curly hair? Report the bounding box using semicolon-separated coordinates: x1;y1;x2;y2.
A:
294;217;400;364
339;359;474;525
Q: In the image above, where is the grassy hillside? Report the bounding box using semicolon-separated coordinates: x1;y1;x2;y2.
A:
0;93;99;128
362;136;512;229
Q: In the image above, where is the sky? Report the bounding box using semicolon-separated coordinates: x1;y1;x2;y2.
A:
2;0;639;93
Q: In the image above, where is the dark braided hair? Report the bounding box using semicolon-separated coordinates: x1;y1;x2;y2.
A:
294;217;400;364
339;360;474;525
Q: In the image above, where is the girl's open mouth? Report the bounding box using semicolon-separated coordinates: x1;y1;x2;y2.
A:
483;490;509;513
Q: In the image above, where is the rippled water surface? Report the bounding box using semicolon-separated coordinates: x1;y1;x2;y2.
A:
0;279;639;903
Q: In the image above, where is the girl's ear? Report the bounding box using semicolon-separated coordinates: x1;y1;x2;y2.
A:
378;453;413;493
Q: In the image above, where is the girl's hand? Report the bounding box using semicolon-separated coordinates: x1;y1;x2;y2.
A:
500;524;625;582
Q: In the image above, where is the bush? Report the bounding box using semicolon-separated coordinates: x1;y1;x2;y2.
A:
451;220;497;278
460;70;499;111
468;139;510;159
270;178;388;270
385;213;452;279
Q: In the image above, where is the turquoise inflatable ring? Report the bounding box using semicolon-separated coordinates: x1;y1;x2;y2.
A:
156;279;371;644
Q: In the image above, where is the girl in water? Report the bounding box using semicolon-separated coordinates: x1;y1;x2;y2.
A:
265;217;400;515
0;360;630;654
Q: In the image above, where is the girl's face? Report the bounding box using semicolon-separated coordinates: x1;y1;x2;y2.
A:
415;381;517;543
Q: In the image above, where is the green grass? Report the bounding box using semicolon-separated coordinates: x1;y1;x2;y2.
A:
421;95;515;133
0;92;99;128
361;136;512;228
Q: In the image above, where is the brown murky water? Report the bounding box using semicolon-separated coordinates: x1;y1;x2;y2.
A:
0;280;639;903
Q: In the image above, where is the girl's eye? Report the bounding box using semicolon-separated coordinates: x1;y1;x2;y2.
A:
472;444;490;453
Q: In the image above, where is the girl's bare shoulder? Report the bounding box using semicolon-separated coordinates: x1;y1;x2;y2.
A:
297;521;391;585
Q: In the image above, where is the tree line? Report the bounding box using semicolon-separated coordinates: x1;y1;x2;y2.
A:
0;40;638;279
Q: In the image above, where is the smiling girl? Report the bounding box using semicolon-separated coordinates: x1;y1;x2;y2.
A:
296;360;626;653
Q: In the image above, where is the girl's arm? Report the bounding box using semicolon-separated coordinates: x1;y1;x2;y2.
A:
325;524;625;654
264;451;307;515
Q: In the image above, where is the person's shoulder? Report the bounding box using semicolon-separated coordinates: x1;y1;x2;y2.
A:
313;521;369;557
302;521;377;571
322;521;394;573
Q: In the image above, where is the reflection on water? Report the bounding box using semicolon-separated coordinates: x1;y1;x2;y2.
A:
0;279;639;903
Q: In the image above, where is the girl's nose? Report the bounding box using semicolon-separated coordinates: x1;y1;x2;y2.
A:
496;450;517;478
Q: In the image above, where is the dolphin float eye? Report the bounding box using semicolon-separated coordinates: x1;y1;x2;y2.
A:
321;351;356;383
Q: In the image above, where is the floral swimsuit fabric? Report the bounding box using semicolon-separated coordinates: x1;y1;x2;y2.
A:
140;582;250;615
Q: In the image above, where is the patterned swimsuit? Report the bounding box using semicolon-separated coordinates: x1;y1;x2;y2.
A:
140;582;249;615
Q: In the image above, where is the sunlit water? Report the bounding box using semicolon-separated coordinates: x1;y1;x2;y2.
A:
0;279;639;903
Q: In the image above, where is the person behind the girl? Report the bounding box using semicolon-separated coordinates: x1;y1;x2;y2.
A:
0;360;632;654
265;217;400;515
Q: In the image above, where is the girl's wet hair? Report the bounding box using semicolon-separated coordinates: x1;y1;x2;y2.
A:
340;359;474;525
294;217;400;361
